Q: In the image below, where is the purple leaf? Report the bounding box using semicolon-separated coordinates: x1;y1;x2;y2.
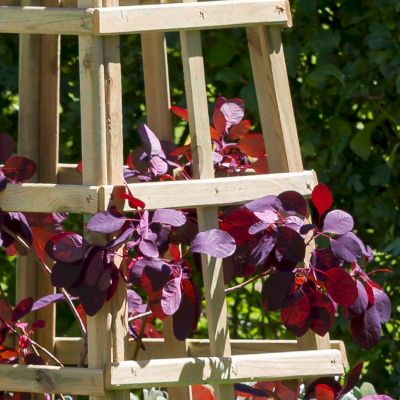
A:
0;132;15;163
138;123;163;155
78;284;107;316
31;293;70;312
87;209;126;234
373;288;391;323
152;209;186;227
323;210;354;235
331;232;366;262
245;195;280;213
361;396;394;400
161;275;182;316
127;289;147;314
98;269;112;291
142;262;172;292
249;221;270;235
149;155;168;176
51;262;83;288
106;227;135;249
254;210;278;224
275;226;306;263
190;229;236;258
349;280;369;316
262;271;294;311
0;171;7;191
250;234;276;266
172;291;195;340
217;97;245;129
85;248;105;286
277;190;308;217
46;232;89;263
139;238;159;258
351;305;382;349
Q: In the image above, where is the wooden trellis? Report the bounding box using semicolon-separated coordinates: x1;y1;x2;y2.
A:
0;0;348;398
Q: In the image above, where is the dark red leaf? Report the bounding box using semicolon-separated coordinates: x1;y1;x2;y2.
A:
277;190;308;217
305;378;341;400
310;291;335;336
281;291;311;336
213;108;226;135
227;119;251;140
342;361;363;395
252;157;269;174
237;134;266;158
325;268;357;305
11;298;34;321
0;132;15;163
51;262;83;288
192;385;215;400
275;226;306;263
170;105;189;121
315;384;335;400
3;156;36;182
262;271;294;311
220;208;259;245
120;192;146;209
311;184;333;216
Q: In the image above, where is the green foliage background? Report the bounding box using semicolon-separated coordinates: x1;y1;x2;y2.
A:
0;0;399;396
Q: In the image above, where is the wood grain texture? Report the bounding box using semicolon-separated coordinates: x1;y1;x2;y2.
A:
55;337;348;368
94;0;289;35
247;25;303;173
180;12;234;397
0;6;94;34
101;170;316;210
106;350;344;389
0;183;100;213
0;365;104;395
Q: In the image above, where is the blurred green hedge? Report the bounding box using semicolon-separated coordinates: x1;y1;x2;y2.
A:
0;0;399;396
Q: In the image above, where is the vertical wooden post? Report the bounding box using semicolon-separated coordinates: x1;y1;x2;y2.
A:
79;0;129;399
246;23;331;359
180;26;235;399
17;0;60;362
247;25;303;173
141;4;192;396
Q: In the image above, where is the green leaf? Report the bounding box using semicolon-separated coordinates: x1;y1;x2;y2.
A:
350;129;372;160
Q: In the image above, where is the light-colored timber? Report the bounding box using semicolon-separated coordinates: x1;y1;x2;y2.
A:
0;365;104;395
0;6;94;34
94;0;289;35
102;170;317;210
54;337;349;367
106;350;344;389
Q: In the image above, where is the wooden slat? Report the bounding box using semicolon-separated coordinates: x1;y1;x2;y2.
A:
35;0;61;360
54;337;348;368
101;170;317;210
180;11;234;397
0;365;104;395
0;183;100;213
0;6;94;34
106;350;344;389
94;0;289;35
57;163;82;184
247;25;303;173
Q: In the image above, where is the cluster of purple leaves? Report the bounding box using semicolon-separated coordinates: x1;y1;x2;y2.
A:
220;184;391;349
122;97;267;183
44;196;235;340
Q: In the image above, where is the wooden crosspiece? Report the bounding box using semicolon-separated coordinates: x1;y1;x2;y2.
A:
0;0;346;398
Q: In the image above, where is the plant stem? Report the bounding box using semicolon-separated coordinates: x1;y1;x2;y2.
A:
225;269;271;294
128;310;152;322
1;226;87;338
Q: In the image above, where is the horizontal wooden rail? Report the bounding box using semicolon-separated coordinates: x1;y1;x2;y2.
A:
106;350;344;389
94;0;290;35
54;337;348;367
0;364;104;395
0;6;94;35
0;171;316;213
101;171;317;210
0;183;100;213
